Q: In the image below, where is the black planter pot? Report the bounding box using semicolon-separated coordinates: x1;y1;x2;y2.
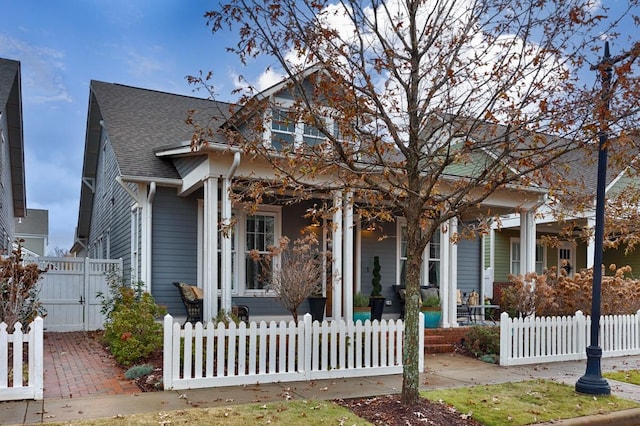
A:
370;297;386;321
308;296;327;322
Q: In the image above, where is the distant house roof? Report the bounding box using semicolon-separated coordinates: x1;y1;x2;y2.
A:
0;58;26;218
74;81;232;250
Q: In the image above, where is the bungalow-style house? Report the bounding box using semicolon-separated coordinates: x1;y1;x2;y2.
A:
71;71;546;327
487;141;640;299
0;58;27;254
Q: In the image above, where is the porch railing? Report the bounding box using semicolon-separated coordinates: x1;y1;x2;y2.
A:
0;317;44;401
499;310;640;366
163;313;423;390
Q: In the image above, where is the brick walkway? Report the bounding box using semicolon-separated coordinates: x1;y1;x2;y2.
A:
43;331;140;399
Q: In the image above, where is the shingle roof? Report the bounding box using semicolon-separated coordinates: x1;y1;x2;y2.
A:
89;81;232;179
0;58;26;218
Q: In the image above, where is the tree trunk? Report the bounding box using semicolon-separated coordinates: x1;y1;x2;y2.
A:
401;209;430;405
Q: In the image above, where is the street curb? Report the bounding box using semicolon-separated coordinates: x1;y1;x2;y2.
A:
532;407;640;425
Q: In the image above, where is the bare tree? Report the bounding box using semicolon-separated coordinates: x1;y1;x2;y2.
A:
251;233;324;323
197;0;639;405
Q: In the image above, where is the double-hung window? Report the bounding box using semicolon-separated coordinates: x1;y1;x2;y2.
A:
245;212;278;290
510;238;545;275
303;122;325;146
271;109;295;150
398;222;441;287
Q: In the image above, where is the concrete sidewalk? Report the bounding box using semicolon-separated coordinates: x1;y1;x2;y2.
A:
3;353;640;424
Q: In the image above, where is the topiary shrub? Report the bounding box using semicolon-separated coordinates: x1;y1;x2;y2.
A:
103;286;166;366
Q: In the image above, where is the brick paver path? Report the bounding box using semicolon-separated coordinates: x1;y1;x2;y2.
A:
43;331;140;399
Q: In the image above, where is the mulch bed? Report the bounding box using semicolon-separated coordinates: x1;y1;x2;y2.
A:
336;394;482;425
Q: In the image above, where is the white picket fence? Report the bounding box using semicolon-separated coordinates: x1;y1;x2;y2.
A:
163;313;423;390
500;310;640;366
0;317;44;401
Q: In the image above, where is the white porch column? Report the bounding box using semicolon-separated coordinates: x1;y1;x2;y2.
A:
220;177;233;312
520;210;537;275
343;191;354;322
203;177;219;321
443;218;458;328
586;217;596;269
332;191;343;320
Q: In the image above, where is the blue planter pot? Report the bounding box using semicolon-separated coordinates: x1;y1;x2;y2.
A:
421;309;442;328
353;308;371;323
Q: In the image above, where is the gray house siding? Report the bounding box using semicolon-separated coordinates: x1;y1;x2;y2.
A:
360;221;400;315
0;113;15;252
88;133;132;277
456;237;481;297
151;187;199;316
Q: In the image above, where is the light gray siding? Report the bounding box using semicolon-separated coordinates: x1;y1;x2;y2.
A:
0;113;15;252
457;237;481;295
151;187;199;316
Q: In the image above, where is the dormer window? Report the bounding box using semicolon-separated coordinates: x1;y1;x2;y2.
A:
268;107;332;150
303;123;324;146
271;109;295;150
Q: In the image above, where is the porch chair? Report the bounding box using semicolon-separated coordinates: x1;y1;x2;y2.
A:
173;282;203;325
456;290;472;324
172;281;250;325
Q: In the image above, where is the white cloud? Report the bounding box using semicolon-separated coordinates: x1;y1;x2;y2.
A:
0;34;72;104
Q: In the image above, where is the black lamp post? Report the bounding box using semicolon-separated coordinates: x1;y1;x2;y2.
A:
575;41;613;395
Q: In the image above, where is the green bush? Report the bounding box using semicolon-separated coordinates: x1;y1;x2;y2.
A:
463;326;499;362
103;287;166;366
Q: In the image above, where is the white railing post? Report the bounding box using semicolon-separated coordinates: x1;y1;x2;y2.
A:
302;314;312;379
31;318;44;400
418;313;424;371
499;311;510;366
162;314;173;390
575;311;586;359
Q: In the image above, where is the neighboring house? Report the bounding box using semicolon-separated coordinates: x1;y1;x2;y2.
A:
488;143;640;297
71;74;545;326
0;58;26;255
15;208;49;257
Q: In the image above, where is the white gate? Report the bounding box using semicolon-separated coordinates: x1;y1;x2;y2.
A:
35;258;122;332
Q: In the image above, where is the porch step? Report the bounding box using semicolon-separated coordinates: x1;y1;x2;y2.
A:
423;327;471;354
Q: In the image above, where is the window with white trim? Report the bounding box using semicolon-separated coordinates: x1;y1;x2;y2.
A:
510;238;545;275
398;221;441;287
271;109;296;150
244;209;280;291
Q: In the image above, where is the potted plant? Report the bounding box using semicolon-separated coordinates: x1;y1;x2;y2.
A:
420;294;441;328
369;256;386;321
353;291;371;323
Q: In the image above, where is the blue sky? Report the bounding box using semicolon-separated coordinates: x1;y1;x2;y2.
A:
0;1;276;252
0;1;637;253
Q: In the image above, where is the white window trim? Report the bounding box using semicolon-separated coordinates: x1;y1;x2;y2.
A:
558;241;576;277
396;218;441;287
509;238;546;275
238;205;282;295
265;101;334;150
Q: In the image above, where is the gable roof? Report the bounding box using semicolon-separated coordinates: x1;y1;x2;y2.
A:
87;81;232;180
74;81;232;251
0;58;26;218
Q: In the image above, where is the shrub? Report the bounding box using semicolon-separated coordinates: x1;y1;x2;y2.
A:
463;326;500;362
505;264;640;317
0;240;46;330
353;291;370;307
124;364;154;380
103;286;166;366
